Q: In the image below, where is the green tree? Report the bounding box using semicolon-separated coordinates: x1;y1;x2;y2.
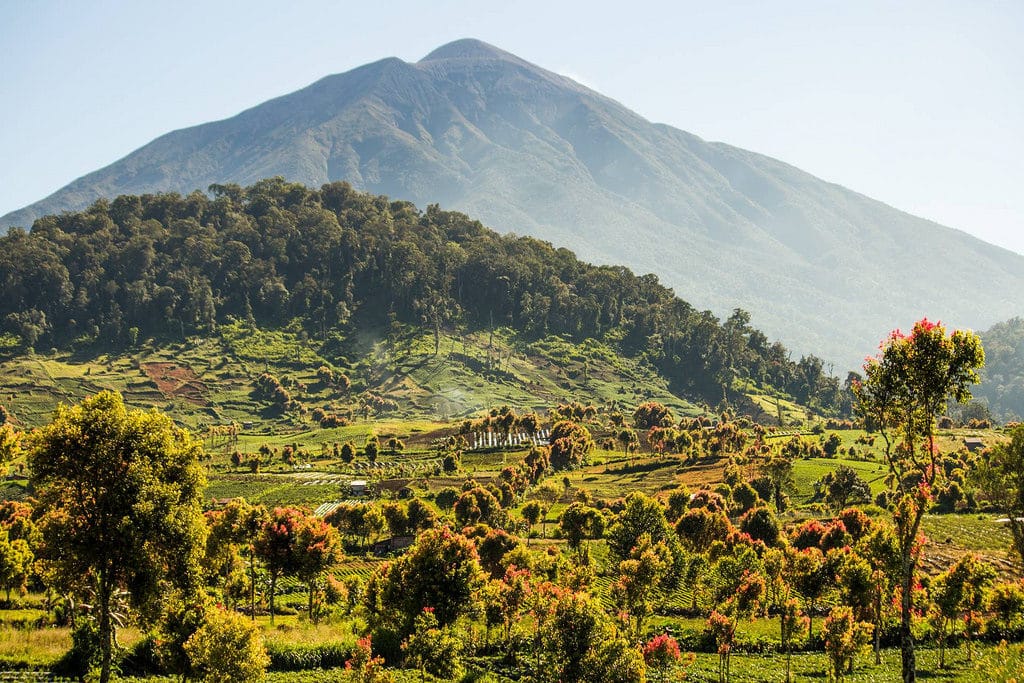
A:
760;455;796;512
606;492;674;561
853;319;984;683
0;531;32;601
559;502;605;553
0;424;21;474
28;391;207;683
521;500;543;539
367;527;483;635
739;506;780;546
822;606;871;683
401;608;464;681
454;486;507;528
787;547;830;642
184;607;269;683
548;420;594;470
818;465;871;512
206;499;269;620
406;499;437;533
929;554;995;667
539;589;644;683
611;534;671;640
988;580;1024;632
974;424;1024;563
859;521;901;664
779;598;808;683
633;401;674;430
675;507;731;551
364;435;379;463
707;610;736;683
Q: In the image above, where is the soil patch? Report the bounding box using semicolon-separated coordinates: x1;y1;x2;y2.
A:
140;362;209;406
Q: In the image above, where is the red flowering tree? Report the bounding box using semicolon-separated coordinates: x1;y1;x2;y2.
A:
345;635;389;683
294;514;343;623
255;507;307;625
779;598;809;683
643;634;692;683
853;318;984;683
707;610;736;683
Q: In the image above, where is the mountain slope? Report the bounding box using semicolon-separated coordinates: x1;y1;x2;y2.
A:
4;38;1021;369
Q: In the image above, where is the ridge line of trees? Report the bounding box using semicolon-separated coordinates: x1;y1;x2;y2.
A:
1;177;846;410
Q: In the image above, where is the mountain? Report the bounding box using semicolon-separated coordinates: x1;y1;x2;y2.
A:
4;38;1022;369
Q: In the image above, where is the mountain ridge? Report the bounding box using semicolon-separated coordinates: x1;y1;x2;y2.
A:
4;38;1021;369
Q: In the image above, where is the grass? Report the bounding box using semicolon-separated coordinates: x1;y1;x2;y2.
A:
790;456;889;505
0;624;144;670
683;643;1016;682
0;322;708;434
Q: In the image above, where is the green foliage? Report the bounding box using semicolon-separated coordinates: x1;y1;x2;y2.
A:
611;535;671;640
366;527;483;635
816;465;872;512
0;181;847;413
28;390;207;683
184;607;269;683
974;424;1024;562
559;503;606;550
739;507;780;547
633;402;674;430
821;606;871;682
548;421;594;471
0;531;32;600
454;487;507;528
975;317;1024;421
606;493;674;562
264;642;354;672
401;609;464;680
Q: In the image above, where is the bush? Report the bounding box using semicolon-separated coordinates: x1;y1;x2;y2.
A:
265;642;353;671
184;608;269;682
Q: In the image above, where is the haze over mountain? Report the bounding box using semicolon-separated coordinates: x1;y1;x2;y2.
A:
4;38;1022;369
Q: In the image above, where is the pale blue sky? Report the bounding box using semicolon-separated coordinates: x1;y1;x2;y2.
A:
2;0;1022;253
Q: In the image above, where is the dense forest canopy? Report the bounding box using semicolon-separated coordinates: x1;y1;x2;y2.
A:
976;317;1024;421
0;178;845;411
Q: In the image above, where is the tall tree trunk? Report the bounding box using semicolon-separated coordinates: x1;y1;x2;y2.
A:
938;618;945;669
249;548;257;621
899;507;925;683
873;591;882;664
807;602;814;646
98;573;113;683
900;556;916;683
269;572;277;626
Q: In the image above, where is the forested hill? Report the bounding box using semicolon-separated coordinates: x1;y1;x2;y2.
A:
0;179;845;412
975;317;1024;422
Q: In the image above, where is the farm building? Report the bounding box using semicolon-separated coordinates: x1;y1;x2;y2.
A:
963;437;985;452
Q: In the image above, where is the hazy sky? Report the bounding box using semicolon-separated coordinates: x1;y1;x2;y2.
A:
2;0;1022;254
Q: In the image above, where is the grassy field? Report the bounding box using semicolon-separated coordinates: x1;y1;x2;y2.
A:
0;323;704;433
